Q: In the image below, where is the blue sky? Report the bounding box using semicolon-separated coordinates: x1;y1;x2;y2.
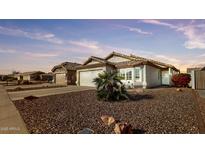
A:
0;19;205;74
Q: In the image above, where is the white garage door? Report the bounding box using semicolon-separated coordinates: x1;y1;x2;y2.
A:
80;69;103;87
56;73;66;85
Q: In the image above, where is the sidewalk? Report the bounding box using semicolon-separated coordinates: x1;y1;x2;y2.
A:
0;85;28;134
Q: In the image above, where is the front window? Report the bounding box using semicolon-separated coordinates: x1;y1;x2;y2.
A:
126;71;132;80
135;69;140;80
120;71;125;80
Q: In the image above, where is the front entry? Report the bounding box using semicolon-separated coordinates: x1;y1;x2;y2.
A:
162;71;169;85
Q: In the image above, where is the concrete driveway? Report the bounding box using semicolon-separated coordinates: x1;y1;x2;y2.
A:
8;86;95;101
5;83;60;90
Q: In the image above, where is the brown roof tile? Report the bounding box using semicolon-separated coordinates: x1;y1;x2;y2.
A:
52;62;81;72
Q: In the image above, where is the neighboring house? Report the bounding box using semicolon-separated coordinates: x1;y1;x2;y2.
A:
17;71;45;81
40;72;54;83
52;62;81;85
0;75;5;81
187;67;202;74
187;67;202;88
76;52;180;88
188;67;205;89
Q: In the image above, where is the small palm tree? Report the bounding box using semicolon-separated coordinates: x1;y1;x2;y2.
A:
93;71;129;101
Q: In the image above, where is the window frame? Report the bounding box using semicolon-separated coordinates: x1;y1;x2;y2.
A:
126;70;132;80
135;68;141;81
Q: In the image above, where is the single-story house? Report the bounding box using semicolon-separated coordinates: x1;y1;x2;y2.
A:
40;72;54;83
0;75;6;81
76;52;180;88
52;62;81;85
17;71;45;81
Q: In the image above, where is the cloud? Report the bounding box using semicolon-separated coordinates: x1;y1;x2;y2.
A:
68;40;100;50
118;25;152;35
0;47;16;53
0;26;63;44
177;25;205;49
155;54;180;63
198;53;205;57
141;20;205;49
141;20;177;29
24;52;59;58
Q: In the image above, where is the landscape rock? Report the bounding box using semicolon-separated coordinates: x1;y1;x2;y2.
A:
101;115;115;126
176;88;182;92
14;89;200;134
114;122;132;134
77;128;94;134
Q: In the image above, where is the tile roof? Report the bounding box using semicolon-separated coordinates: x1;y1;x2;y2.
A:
20;71;45;76
83;56;114;65
77;51;180;71
52;62;81;72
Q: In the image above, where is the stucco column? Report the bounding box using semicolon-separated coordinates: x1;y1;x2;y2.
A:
143;65;147;89
191;70;195;89
76;70;79;86
168;67;172;86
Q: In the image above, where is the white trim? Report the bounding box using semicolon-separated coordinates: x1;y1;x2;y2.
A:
143;65;147;88
191;70;196;89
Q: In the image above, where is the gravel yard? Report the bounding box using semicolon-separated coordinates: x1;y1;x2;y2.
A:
14;88;201;134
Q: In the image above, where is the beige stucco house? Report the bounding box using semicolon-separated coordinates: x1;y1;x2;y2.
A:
76;52;179;88
52;62;81;85
16;71;45;81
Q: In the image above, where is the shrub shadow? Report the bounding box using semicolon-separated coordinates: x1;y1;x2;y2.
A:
132;128;146;134
128;94;154;101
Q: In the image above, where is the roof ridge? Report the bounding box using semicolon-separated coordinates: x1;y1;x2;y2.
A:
130;54;174;68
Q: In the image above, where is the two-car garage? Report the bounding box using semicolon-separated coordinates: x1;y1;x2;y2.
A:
79;69;103;87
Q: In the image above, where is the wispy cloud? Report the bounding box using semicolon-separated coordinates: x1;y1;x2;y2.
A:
24;52;59;58
0;47;16;53
141;20;205;49
155;54;180;63
141;19;177;29
118;25;152;35
68;39;100;50
0;26;64;44
177;25;205;49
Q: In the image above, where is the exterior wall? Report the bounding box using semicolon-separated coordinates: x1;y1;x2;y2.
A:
145;65;161;88
53;67;67;85
67;70;77;85
161;68;179;86
55;73;67;85
161;70;169;85
76;66;106;86
107;56;130;63
23;75;30;81
106;65;116;72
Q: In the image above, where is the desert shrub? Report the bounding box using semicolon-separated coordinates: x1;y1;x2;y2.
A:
93;71;129;101
172;73;191;87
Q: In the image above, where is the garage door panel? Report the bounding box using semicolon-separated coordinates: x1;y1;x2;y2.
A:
80;70;103;87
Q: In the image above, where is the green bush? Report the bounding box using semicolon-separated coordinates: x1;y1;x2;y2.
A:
93;71;129;101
